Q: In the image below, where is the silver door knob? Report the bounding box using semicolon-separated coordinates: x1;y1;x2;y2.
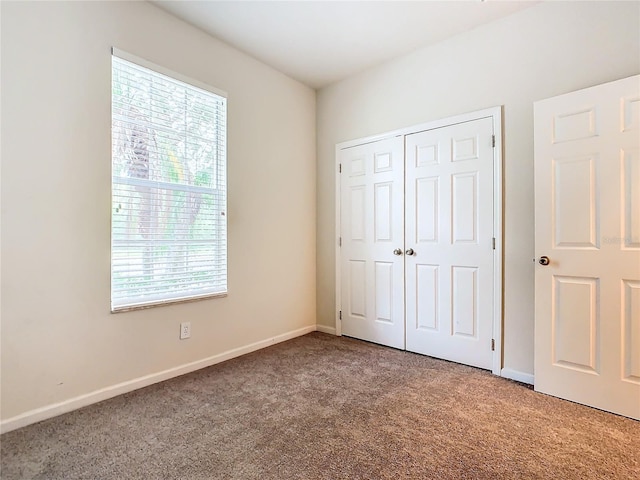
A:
393;248;403;256
405;248;415;256
539;256;550;266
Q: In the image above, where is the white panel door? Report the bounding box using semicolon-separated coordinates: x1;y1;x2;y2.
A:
405;118;495;369
340;137;405;349
534;75;640;420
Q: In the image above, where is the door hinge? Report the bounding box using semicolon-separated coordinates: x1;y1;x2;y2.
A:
339;237;342;247
491;339;495;351
339;163;342;173
492;135;496;148
492;237;496;250
339;310;342;320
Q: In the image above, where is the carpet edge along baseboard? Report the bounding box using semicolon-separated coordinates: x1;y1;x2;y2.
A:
0;325;318;434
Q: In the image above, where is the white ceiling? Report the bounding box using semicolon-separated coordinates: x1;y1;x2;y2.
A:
153;1;537;89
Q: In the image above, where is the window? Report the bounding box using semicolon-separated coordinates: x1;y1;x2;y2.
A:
111;49;227;311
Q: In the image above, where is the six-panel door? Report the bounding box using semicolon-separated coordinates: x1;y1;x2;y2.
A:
340;137;405;349
534;75;640;420
405;118;495;369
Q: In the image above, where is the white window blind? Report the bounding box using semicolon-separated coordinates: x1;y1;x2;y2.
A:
111;50;227;311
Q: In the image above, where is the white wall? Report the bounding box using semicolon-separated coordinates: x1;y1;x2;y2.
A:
0;1;316;424
316;1;640;376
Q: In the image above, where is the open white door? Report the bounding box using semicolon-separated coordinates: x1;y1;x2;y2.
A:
405;118;496;370
534;75;640;420
339;137;405;349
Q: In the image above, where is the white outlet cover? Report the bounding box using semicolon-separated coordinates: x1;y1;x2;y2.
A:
180;322;191;340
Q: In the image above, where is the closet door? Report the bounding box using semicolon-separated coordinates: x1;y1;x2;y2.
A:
339;137;405;349
405;118;495;369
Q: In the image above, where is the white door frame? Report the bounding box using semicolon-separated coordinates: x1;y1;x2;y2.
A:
335;106;504;375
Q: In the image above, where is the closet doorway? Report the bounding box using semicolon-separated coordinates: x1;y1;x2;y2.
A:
336;108;503;373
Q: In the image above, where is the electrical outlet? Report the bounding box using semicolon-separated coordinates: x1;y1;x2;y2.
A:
180;322;191;340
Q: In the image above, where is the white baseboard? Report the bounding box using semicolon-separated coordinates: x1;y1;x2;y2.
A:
0;325;316;434
315;324;336;335
501;368;534;385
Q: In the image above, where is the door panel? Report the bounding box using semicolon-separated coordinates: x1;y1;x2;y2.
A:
553;155;598;248
534;74;640;420
340;137;405;349
374;182;393;241
416;264;438;330
451;266;478;338
622;280;640;383
348;260;366;318
623;149;640;248
405;118;495;369
374;261;393;322
552;276;599;373
452;172;478;243
415;177;438;243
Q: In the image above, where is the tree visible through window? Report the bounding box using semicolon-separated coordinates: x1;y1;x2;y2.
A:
111;51;227;311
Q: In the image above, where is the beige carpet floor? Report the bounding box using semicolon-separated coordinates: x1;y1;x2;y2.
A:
1;332;638;479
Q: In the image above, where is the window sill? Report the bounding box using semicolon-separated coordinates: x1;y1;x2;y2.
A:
111;291;228;313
